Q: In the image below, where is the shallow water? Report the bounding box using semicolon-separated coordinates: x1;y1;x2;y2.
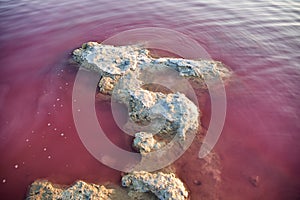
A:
0;0;300;199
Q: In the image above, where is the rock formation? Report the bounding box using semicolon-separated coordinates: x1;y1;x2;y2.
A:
122;171;188;200
72;42;231;94
70;42;231;199
27;180;158;200
72;42;231;154
26;180;114;200
26;42;232;200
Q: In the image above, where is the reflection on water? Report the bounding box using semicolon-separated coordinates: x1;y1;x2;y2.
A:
0;0;299;199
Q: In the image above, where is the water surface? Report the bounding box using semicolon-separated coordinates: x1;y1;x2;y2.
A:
0;0;299;199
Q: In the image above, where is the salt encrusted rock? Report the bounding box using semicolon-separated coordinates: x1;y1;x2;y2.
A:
122;171;188;200
133;132;166;153
72;42;231;82
98;76;118;95
128;89;157;124
26;180;114;200
72;41;229;158
107;66;200;140
72;42;231;94
27;180;159;200
73;42;150;95
119;88;199;140
151;58;231;90
150;92;199;139
152;58;231;80
73;42;146;76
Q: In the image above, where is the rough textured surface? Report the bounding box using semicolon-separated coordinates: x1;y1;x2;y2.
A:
122;171;188;200
98;76;118;95
153;58;231;80
69;42;231;200
73;42;147;95
27;180;158;200
72;42;231;94
123;89;199;141
72;42;230;147
133;132;166;153
150;92;199;140
73;42;144;76
110;71;199;149
26;180;114;200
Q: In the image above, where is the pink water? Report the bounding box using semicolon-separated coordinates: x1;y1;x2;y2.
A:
1;0;300;199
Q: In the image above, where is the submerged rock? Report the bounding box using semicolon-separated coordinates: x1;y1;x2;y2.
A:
249;175;260;187
122;171;188;200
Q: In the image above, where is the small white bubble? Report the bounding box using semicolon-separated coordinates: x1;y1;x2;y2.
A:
25;139;29;142
54;128;57;131
2;179;6;183
47;123;51;127
53;104;56;107
56;98;60;101
59;86;63;90
48;155;52;159
60;104;63;107
47;112;51;115
65;82;69;86
60;133;64;137
43;147;47;151
77;109;81;112
14;164;18;169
